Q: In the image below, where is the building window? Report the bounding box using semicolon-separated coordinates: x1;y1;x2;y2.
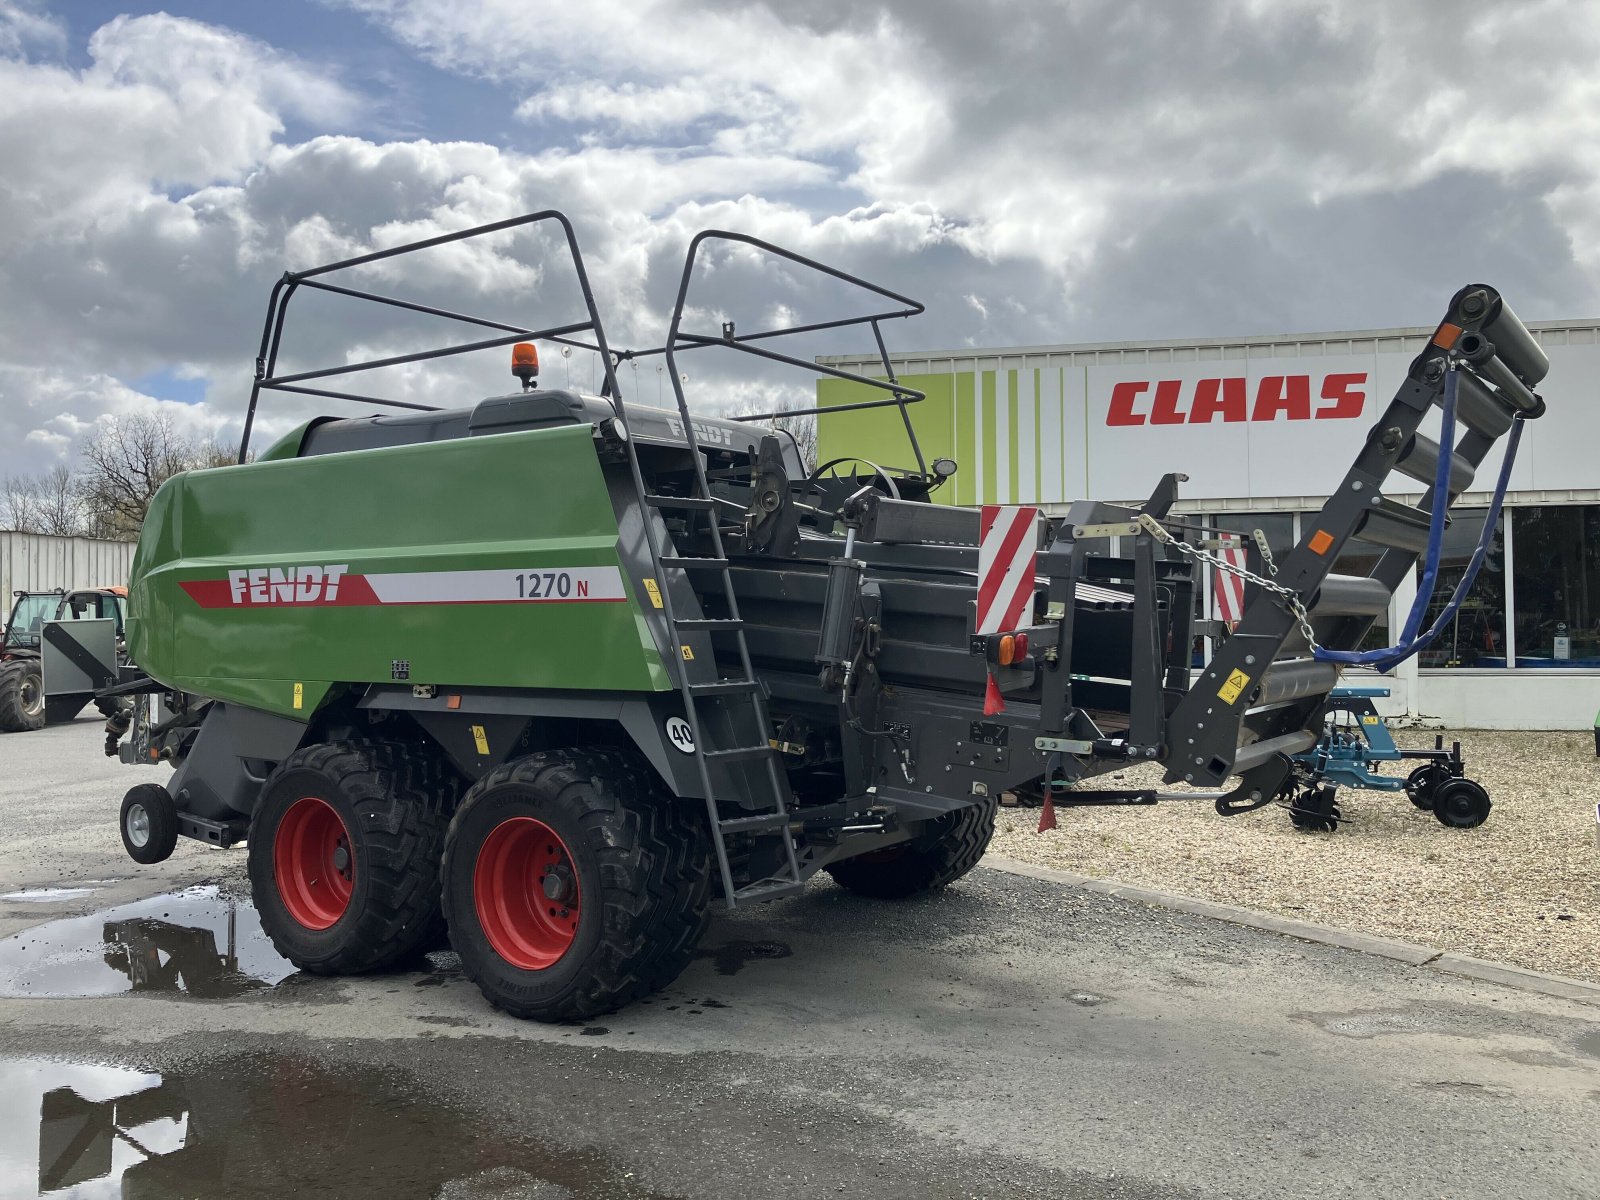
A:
1512;505;1600;667
1414;507;1507;668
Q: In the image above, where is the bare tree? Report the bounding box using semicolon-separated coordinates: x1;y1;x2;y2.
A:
76;413;227;540
1;465;88;536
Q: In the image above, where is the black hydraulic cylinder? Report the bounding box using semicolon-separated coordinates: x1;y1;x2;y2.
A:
816;557;866;666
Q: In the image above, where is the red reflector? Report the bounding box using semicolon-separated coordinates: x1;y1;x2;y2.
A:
1015;632;1029;660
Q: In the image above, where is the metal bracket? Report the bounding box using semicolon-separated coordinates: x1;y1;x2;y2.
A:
1035;736;1094;754
1072;521;1142;539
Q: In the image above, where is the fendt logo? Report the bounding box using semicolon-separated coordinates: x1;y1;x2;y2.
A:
1104;372;1367;427
227;565;349;605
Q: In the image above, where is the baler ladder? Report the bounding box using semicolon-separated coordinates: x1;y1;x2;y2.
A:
615;397;804;911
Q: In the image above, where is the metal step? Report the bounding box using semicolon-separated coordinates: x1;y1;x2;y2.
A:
733;877;806;903
644;493;718;510
659;555;729;569
675;618;742;631
688;679;763;695
718;813;792;834
703;745;774;763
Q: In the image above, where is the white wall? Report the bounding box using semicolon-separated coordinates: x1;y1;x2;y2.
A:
0;532;135;610
1413;671;1600;731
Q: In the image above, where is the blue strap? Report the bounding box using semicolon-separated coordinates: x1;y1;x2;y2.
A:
1312;368;1523;672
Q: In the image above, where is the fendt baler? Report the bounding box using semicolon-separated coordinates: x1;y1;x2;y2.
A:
104;212;1547;1020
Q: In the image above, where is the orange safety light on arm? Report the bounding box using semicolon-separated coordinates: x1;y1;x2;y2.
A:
511;342;539;389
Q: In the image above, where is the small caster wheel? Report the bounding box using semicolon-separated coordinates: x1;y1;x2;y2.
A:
1405;763;1448;810
1432;778;1491;829
121;783;179;864
1289;785;1343;833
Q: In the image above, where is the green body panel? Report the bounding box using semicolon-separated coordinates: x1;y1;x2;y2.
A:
128;424;670;720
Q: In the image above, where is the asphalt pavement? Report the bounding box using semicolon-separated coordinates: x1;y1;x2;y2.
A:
0;719;1596;1199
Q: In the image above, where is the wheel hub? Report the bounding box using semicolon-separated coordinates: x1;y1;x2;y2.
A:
126;803;150;848
273;796;356;930
541;863;574;904
474;817;581;971
20;673;42;717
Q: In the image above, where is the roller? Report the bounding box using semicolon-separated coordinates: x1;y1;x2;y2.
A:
1394;432;1476;492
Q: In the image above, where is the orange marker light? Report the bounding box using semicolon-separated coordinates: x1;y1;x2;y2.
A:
511;342;539;388
998;634;1017;667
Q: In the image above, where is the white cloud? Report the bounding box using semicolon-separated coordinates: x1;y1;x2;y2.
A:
5;0;1600;487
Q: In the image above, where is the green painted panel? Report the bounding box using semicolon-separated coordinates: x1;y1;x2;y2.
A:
954;372;975;507
980;372;997;505
128;424;670;719
1006;370;1019;505
816;372;956;487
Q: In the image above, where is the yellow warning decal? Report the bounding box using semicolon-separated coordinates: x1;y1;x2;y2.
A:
1217;668;1250;705
1362;714;1380;724
471;724;490;756
292;682;304;711
643;577;664;609
681;645;695;661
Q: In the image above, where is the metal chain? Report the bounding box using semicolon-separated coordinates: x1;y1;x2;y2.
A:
1134;514;1320;650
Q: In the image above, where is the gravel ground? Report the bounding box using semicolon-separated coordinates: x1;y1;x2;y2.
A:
991;728;1600;982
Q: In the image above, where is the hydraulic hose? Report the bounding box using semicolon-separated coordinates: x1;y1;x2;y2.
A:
1313;367;1525;672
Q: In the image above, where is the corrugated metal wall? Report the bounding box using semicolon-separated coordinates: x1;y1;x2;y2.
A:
0;532;135;606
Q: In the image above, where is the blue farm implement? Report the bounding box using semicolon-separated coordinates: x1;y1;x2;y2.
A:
1281;687;1490;832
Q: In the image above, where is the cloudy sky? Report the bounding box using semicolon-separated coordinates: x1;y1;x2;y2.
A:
2;0;1599;478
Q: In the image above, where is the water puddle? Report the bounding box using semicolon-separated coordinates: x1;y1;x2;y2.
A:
0;886;294;999
0;1051;661;1198
693;939;793;976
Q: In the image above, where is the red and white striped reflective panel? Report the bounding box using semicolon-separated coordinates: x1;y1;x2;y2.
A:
1213;547;1247;626
976;505;1038;635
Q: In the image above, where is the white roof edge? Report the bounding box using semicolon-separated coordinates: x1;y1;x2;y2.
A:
816;317;1600;365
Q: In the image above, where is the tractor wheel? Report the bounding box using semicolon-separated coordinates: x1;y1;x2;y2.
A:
442;748;712;1021
44;695;88;724
95;694;133;720
248;740;459;975
1405;763;1448;810
0;659;45;732
120;783;179;865
1288;786;1343;833
824;795;998;899
1432;778;1492;829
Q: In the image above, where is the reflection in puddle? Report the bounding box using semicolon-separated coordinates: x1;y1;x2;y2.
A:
0;887;294;999
0;1052;657;1199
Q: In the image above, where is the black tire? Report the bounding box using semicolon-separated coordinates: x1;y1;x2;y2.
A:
824;796;997;899
442;748;712;1022
1405;763;1448;810
1432;778;1492;829
0;659;45;732
95;695;133;720
121;783;179;864
1288;785;1343;833
44;694;88;724
248;740;459;975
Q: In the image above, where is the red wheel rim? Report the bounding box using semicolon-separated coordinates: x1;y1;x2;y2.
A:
474;817;580;971
273;796;355;930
